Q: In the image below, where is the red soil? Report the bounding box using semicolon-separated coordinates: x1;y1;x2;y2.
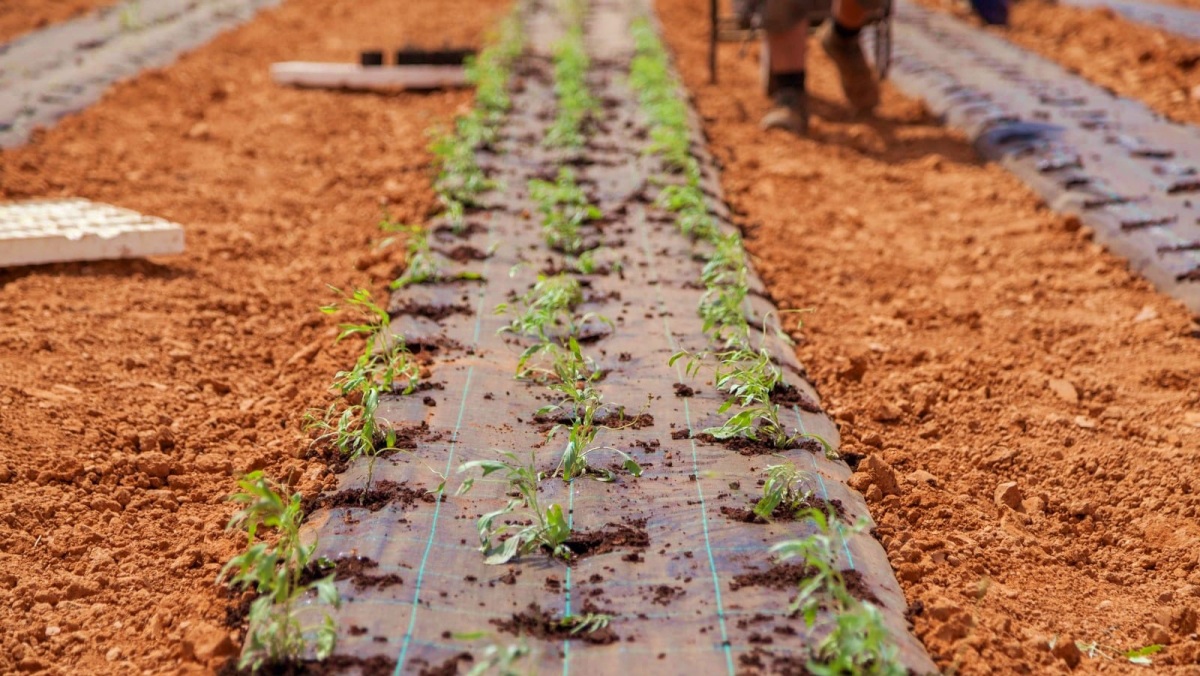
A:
0;0;506;672
0;0;118;43
657;0;1200;673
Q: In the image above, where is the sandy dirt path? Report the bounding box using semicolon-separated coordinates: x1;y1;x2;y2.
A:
658;0;1200;673
0;0;506;672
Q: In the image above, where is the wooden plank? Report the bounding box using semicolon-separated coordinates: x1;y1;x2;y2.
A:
269;62;468;91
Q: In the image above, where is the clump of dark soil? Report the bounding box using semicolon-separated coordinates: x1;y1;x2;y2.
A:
692;431;824;456
219;654;398;676
562;518;649;561
308;479;437;513
673;382;697;397
649;584;684;606
221;587;254;630
491;603;619;644
731;563;880;604
415;652;474;676
615;411;654;429
437;244;491;262
719;495;846;523
769;383;822;413
738;648;813;676
301;556;404;591
433;221;488;239
841;570;881;605
389;300;472;321
731;562;817;592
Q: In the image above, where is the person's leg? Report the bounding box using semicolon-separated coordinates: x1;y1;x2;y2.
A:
761;0;809;133
822;0;880;112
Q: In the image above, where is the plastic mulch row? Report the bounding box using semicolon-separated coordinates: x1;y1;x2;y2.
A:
303;0;938;673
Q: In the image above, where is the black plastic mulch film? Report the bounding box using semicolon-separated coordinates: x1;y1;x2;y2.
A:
303;0;936;673
881;1;1200;314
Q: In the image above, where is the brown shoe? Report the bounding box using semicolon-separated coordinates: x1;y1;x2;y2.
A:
761;88;808;135
819;22;880;112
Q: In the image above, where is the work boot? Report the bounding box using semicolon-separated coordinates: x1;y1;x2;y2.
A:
819;22;880;112
760;88;808;135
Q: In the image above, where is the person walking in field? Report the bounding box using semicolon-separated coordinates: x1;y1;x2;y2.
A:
738;0;882;134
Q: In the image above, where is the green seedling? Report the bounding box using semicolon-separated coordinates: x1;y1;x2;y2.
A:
457;451;572;564
528;168;601;254
549;410;643;483
468;11;525;125
1073;640;1164;667
570;248;599;274
431;127;493;217
219;472;339;671
657;184;719;241
465;641;534;676
322;286;420;396
305;389;402;496
385;223;447;289
532;340;643;482
770;509;903;675
118;0;143;32
754;461;815;520
559;613;612;634
630;20;696;174
499;274;584;341
498;275;610;375
546;19;598;148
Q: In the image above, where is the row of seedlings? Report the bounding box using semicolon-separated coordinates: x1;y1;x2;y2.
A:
393;8;526;285
627;18;906;675
215;13;529;672
456;0;633;641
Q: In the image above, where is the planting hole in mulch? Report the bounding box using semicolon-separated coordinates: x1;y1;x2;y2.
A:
768;383;822;413
389;300;473;321
217;654;399;676
673;382;696;397
491;602;620;644
719;495;846;524
307;479;437;513
562;518;649;561
731;563;880;605
738;647;813;676
414;653;476;676
301;556;404;591
436;244;492;262
691;431;825;456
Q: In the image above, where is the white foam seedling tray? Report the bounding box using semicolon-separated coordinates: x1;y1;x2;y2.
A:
0;199;185;268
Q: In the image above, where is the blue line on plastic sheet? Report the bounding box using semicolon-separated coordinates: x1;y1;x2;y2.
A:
393;366;476;674
563;482;575;676
636;210;734;675
792;404;856;570
395;635;820;657
679;396;736;675
394;247;493;675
